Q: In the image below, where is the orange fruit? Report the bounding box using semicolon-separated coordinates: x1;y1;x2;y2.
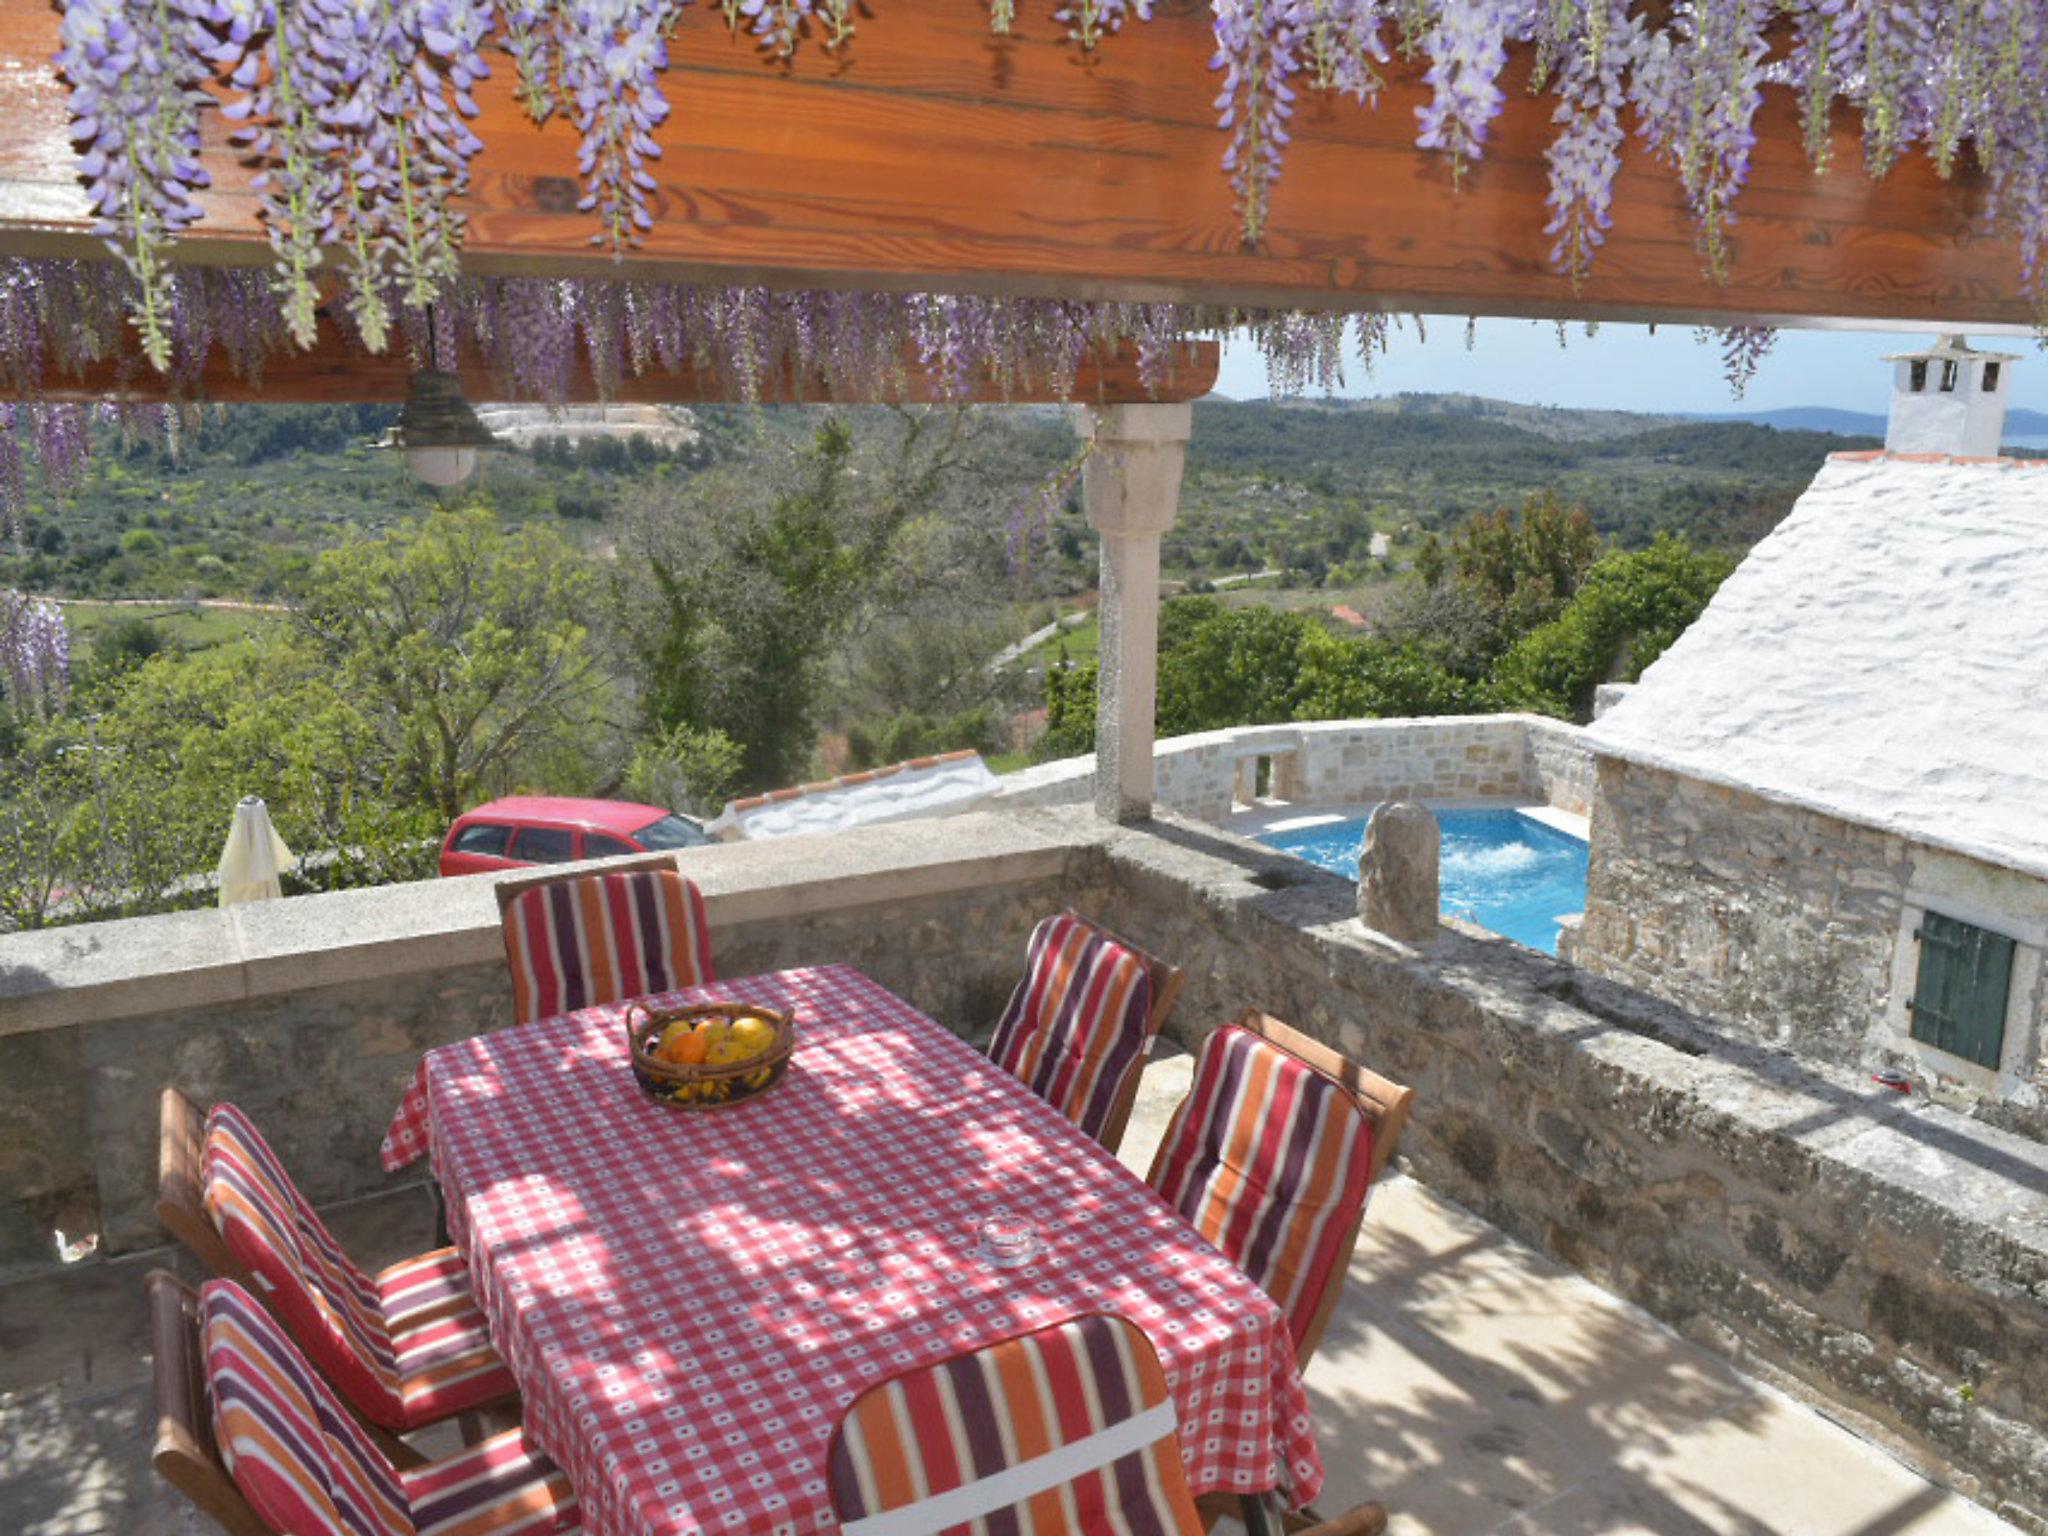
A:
665;1029;710;1067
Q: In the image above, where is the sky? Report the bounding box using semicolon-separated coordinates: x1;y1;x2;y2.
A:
1213;318;2048;422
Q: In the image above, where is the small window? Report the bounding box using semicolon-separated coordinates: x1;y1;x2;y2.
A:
1939;359;1960;393
1909;360;1928;392
452;822;512;857
1908;911;2015;1069
1982;361;2002;393
512;826;576;863
633;814;708;850
584;833;638;859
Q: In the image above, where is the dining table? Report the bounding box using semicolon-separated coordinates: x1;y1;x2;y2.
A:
382;963;1325;1536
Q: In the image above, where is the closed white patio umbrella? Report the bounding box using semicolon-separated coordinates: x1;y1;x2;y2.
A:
217;796;295;907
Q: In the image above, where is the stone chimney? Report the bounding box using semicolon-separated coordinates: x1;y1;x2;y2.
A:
1883;335;2018;457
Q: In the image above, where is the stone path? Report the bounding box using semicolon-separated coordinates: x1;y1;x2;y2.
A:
0;1057;2024;1536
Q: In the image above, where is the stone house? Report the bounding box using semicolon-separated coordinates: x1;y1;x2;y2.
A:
1577;348;2048;1133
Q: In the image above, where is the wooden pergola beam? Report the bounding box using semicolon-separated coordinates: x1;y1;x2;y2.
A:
25;335;1219;407
0;3;2035;333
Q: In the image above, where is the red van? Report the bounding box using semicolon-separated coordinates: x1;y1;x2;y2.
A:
438;796;710;878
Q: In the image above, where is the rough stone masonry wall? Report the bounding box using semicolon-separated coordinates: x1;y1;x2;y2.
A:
1579;757;2048;1139
994;713;1594;823
1073;808;2048;1531
0;815;1093;1268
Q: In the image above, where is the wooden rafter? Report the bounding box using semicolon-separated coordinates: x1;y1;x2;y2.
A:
23;334;1220;407
0;1;2035;333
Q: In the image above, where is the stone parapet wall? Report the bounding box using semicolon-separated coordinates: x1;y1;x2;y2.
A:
0;814;1085;1267
991;713;1593;822
1079;808;2048;1530
1579;758;2048;1139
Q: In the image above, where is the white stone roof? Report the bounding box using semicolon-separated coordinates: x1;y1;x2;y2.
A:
1584;453;2048;881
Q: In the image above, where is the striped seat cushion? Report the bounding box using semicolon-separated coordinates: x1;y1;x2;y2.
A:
204;1104;408;1425
1148;1025;1375;1352
403;1427;580;1536
391;1299;518;1425
203;1278;413;1536
987;914;1154;1143
203;1104;516;1431
376;1247;473;1333
828;1313;1202;1536
502;869;714;1025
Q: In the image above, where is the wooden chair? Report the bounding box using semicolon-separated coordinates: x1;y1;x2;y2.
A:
827;1309;1385;1536
1149;1009;1414;1371
158;1087;253;1291
149;1269;273;1536
986;909;1185;1155
151;1271;578;1536
495;857;714;1025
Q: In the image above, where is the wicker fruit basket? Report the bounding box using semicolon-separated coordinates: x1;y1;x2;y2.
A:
624;1001;795;1110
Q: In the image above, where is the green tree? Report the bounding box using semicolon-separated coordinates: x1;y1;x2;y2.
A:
295;505;608;819
1492;536;1735;720
618;412;990;794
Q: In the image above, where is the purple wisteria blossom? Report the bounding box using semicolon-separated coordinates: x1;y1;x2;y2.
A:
561;0;674;250
1056;0;1153;53
55;0;216;369
0;407;26;541
1414;0;1516;176
0;590;71;717
1707;323;1776;398
1212;0;1306;245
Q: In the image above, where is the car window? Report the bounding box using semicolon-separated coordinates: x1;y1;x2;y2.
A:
584;833;638;859
633;813;708;850
512;826;575;863
451;822;512;857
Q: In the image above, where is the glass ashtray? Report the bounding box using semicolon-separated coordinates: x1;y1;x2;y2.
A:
976;1210;1040;1269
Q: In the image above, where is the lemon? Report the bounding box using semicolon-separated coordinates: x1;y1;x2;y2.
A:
704;1039;752;1069
693;1017;731;1052
727;1016;777;1060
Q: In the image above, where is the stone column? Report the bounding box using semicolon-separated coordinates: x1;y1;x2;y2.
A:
1360;800;1440;944
1082;403;1192;823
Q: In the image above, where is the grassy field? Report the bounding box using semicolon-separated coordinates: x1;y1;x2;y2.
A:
57;600;282;653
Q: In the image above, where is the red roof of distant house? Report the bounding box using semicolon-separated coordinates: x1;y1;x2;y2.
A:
1828;450;2048;469
1329;605;1368;629
459;796;670;834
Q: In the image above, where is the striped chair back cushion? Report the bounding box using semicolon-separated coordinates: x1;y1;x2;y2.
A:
987;914;1154;1142
828;1313;1202;1536
202;1278;413;1536
1149;1025;1375;1351
202;1104;405;1425
501;869;714;1025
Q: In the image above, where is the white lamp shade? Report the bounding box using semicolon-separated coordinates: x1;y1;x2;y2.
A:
407;445;480;487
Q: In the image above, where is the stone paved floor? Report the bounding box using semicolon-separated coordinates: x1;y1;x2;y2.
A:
0;1053;2024;1536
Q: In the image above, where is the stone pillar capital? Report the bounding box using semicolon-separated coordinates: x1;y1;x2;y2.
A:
1081;403;1190;541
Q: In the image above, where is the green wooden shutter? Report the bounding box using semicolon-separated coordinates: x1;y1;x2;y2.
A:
1908;912;2015;1069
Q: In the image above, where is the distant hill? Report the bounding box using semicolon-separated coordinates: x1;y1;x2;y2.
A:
1250;391;1689;442
1691;403;2048;446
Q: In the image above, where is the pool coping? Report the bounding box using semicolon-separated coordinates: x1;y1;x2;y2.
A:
1226;798;1588;843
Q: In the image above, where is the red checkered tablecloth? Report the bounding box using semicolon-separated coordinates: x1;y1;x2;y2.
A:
382;964;1324;1536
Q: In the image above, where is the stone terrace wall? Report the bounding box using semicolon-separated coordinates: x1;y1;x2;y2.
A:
1580;757;2048;1139
993;713;1593;823
0;815;1097;1267
1072;810;2048;1531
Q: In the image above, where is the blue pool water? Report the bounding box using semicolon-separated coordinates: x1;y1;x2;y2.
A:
1257;808;1589;954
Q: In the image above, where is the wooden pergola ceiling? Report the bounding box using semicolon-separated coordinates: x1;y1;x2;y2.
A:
0;1;2036;346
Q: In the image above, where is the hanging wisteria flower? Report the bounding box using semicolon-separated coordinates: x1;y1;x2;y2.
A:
0;405;26;541
1055;0;1152;53
1542;1;1636;284
1414;0;1515;178
562;0;674;249
1707;323;1776;398
499;0;560;120
0;590;71;717
55;0;216;370
1212;0;1306;245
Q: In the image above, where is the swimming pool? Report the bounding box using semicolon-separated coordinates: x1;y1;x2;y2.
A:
1256;807;1589;954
